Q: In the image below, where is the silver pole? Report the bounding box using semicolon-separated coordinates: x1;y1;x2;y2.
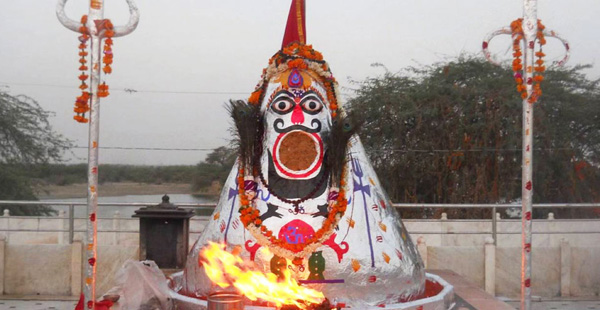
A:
482;2;570;309
56;1;139;308
520;2;538;309
87;6;102;303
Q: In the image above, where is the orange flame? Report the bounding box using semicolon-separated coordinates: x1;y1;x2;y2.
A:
200;242;325;309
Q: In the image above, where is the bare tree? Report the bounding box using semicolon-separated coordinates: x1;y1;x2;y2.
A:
0;90;72;215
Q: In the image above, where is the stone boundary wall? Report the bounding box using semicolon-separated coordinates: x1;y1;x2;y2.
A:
418;238;600;299
2;212;599;248
0;213;598;298
0;237;139;298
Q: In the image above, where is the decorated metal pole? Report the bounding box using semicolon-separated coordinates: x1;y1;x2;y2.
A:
482;1;569;309
519;4;537;309
56;1;138;308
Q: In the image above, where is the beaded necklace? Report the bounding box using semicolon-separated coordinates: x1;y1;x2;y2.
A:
258;167;328;214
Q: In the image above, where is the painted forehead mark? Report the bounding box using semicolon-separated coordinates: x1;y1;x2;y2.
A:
288;69;303;88
291;89;305;97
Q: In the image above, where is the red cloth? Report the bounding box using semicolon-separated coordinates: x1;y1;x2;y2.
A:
74;294;114;310
282;0;306;47
75;294;83;310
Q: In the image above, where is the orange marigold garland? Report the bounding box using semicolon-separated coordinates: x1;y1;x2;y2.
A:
282;42;323;61
238;164;348;259
98;20;114;98
511;18;546;104
73;15;90;123
248;42;340;118
72;17;115;122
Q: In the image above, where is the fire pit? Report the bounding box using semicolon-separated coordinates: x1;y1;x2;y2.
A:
167;272;454;310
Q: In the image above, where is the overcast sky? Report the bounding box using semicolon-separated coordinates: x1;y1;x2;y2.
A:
1;0;598;165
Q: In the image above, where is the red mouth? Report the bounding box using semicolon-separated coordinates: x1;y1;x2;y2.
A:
272;130;323;179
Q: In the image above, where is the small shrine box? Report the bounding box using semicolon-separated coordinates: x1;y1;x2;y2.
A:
133;195;194;269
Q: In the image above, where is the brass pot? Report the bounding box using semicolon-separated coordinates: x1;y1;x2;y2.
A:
207;292;244;310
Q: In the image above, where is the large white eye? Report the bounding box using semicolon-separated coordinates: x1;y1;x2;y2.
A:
301;99;323;114
272;100;294;113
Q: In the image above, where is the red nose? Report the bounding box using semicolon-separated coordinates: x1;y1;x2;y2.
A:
291;102;304;124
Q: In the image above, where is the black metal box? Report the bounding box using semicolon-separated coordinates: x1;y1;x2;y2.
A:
133;195;194;269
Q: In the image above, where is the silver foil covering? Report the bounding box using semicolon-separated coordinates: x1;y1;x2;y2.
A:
181;40;425;307
182;135;425;307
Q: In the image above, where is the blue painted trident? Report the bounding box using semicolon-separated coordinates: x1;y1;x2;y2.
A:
352;157;375;267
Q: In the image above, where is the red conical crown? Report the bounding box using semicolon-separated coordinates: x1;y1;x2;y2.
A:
282;0;306;48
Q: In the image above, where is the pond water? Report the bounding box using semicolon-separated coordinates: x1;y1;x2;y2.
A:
45;194;218;218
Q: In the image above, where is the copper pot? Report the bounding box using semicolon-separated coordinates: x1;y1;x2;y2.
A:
207;292;244;310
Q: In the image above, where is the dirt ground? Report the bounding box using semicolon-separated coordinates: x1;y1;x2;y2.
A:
35;182;194;199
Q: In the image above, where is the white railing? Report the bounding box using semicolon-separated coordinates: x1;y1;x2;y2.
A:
0;200;599;298
0;200;598;245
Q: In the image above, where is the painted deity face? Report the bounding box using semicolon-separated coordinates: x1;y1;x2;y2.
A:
262;69;331;181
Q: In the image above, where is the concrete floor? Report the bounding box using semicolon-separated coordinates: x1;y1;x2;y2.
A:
0;299;77;310
506;300;600;310
0;298;599;310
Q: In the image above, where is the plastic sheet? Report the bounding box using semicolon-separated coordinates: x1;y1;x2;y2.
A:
105;260;174;310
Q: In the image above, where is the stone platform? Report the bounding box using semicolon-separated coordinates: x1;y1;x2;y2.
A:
429;269;513;309
1;297;599;310
1;271;598;310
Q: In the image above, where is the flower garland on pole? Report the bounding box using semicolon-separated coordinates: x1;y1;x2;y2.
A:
73;15;90;123
98;20;114;98
482;2;570;309
57;1;139;309
511;18;546;104
72;16;114;122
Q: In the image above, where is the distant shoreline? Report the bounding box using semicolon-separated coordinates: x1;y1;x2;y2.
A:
35;182;215;199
